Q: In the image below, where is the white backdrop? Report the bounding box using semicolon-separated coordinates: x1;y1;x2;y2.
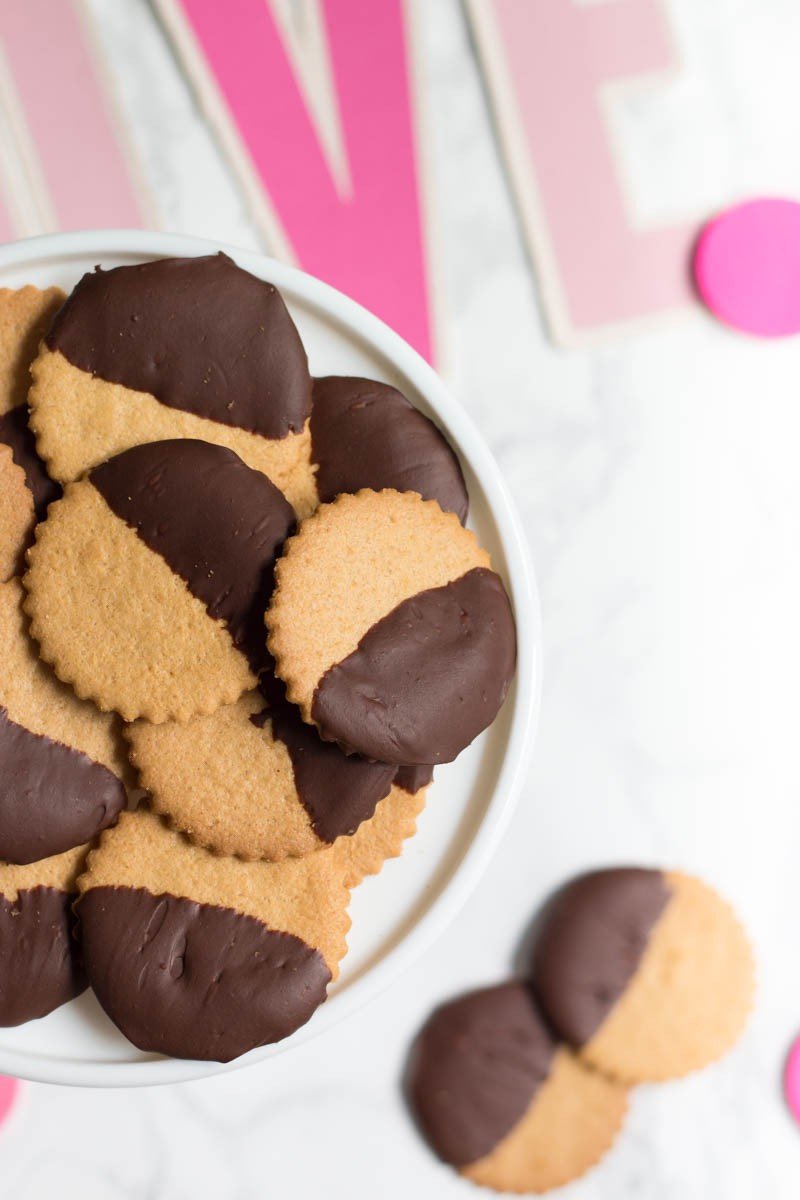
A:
3;0;800;1195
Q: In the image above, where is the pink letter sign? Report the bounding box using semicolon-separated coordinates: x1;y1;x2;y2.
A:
156;0;438;362
467;0;697;344
0;0;148;239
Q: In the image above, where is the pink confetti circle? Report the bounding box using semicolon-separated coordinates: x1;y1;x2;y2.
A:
694;198;800;337
0;1076;19;1129
784;1036;800;1126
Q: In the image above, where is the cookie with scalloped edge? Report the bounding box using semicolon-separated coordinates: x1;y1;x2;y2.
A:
408;981;628;1193
531;868;755;1083
0;843;89;1026
0;578;127;864
76;808;351;1062
24;439;295;723
267;489;516;764
28;255;317;515
126;674;397;862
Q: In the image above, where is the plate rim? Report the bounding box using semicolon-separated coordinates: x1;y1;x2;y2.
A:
0;229;541;1087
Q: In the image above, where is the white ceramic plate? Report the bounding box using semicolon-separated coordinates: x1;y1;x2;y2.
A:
0;231;540;1087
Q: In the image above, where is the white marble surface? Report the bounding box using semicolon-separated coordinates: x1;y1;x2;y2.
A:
4;0;800;1194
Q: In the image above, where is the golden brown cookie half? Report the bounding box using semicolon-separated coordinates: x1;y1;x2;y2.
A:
0;578;127;864
0;286;65;572
267;490;516;764
76;809;351;1062
0;844;89;1026
408;982;628;1193
24;438;295;723
28;255;317;515
531;868;755;1083
309;377;468;521
126;673;398;862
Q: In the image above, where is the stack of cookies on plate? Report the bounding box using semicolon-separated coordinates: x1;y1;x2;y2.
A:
0;256;517;1062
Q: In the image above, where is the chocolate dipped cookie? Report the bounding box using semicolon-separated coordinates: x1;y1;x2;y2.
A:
267;489;516;764
76;808;351;1062
28;255;317;515
126;673;398;861
24;439;295;723
408;982;628;1193
531;868;754;1083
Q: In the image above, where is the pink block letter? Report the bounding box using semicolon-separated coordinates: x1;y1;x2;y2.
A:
173;0;435;361
0;0;145;235
477;0;696;341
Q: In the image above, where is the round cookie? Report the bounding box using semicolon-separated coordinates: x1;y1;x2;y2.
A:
531;868;754;1083
309;376;468;521
0;579;127;864
267;489;516;764
76;808;351;1062
28;254;317;515
0;286;65;571
24;438;295;723
126;673;397;861
0;844;89;1026
408;982;628;1193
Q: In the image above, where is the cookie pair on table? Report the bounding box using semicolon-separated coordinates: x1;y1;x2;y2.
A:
0;256;517;1063
408;867;754;1194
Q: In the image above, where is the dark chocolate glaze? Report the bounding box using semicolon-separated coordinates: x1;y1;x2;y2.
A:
531;868;672;1047
0;707;126;864
251;676;395;843
311;567;516;764
47;254;311;439
0;405;61;517
91;439;294;672
0;886;86;1025
394;764;434;794
408;982;556;1168
310;376;468;522
79;886;331;1062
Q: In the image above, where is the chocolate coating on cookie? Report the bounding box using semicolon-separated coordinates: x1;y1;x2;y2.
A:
79;887;331;1061
408;982;556;1168
311;567;516;764
310;377;468;521
0;886;86;1025
47;254;311;440
532;868;672;1047
253;677;395;843
0;707;126;864
0;405;61;517
91;439;294;671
